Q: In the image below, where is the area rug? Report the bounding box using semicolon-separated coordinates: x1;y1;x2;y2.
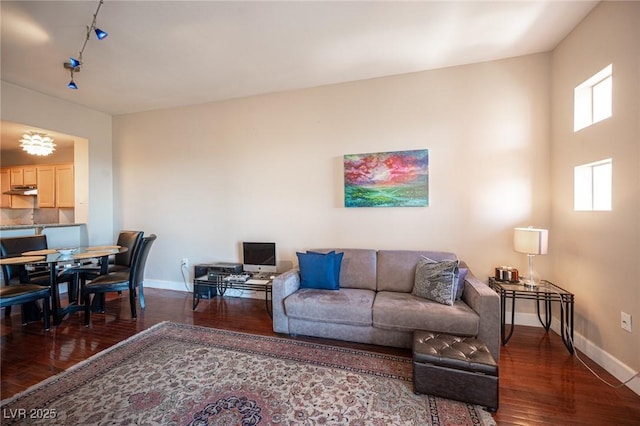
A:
1;322;495;425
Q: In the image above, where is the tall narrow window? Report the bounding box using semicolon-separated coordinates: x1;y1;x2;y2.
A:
574;64;613;131
574;159;612;211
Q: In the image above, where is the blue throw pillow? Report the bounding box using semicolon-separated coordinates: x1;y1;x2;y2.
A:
297;251;341;290
455;268;468;300
307;250;344;285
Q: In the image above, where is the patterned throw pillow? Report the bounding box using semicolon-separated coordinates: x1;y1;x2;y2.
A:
412;257;459;306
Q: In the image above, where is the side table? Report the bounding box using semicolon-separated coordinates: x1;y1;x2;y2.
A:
192;274;273;317
488;278;574;354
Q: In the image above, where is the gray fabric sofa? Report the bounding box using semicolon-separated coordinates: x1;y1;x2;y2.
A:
272;249;500;360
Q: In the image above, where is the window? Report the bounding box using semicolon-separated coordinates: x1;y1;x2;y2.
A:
574;64;612;131
574;159;612;211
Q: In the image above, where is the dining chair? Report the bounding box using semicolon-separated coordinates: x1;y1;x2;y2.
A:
1;235;63;320
83;234;156;326
0;235;50;286
1;235;77;306
61;230;144;304
0;284;51;330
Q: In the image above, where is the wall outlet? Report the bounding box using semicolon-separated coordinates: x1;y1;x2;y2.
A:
181;258;189;268
621;311;632;333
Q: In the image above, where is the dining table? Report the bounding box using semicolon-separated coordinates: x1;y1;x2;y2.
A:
1;245;128;326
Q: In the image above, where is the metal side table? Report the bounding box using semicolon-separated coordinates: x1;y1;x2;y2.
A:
488;278;574;354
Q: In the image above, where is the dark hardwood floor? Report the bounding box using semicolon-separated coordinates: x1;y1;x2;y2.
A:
2;288;639;424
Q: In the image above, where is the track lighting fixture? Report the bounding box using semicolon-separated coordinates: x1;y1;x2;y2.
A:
63;0;108;89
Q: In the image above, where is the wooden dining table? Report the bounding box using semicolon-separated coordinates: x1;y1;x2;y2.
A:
0;245;127;326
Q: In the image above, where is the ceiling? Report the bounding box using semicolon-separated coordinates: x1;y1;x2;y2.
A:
1;0;597;118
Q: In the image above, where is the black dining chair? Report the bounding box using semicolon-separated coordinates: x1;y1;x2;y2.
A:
0;235;51;286
83;234;156;326
1;235;77;306
1;235;66;321
0;284;51;330
62;230;144;304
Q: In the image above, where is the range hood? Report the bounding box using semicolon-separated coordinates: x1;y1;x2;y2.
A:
3;184;38;196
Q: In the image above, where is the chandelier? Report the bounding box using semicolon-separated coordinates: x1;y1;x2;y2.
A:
19;132;56;156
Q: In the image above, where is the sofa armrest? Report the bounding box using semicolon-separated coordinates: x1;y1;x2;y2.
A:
462;272;500;360
272;269;301;334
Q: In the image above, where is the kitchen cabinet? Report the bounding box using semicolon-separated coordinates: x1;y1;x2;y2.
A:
0;168;11;207
2;167;34;209
23;167;37;185
1;163;74;209
9;166;37;186
10;168;22;185
55;164;74;208
36;165;56;208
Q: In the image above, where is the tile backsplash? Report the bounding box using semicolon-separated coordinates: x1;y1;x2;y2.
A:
0;207;71;225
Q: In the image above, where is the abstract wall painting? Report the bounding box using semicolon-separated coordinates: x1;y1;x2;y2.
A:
344;149;429;207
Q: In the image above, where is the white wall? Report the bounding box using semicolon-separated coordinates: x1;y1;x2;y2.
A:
113;53;551;294
0;82;114;245
550;1;639;388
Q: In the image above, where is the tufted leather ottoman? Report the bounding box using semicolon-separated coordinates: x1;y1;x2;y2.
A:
413;331;499;411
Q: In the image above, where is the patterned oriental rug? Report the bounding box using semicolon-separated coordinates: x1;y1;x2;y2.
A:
1;322;496;425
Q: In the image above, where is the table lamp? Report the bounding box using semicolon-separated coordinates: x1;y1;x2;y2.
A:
513;226;548;287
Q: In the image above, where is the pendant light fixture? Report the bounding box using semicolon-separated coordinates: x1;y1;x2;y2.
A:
63;0;108;89
19;132;57;156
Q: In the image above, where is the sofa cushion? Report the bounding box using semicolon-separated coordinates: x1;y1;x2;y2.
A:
284;288;375;326
297;251;343;290
309;249;377;290
412;257;459;306
373;291;479;336
377;250;458;293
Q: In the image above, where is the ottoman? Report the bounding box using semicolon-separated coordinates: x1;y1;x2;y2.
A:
413;331;499;411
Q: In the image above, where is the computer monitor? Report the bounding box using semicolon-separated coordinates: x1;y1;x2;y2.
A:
242;242;277;274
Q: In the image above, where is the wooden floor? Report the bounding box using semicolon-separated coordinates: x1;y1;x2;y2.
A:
2;288;639;424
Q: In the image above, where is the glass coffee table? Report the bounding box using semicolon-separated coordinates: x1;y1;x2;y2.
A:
488;278;574;354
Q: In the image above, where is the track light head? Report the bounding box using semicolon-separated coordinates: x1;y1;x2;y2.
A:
94;28;108;40
63;62;80;89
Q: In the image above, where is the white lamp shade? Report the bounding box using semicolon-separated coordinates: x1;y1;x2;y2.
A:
513;227;548;255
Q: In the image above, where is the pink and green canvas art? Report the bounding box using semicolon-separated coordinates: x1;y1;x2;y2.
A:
344;149;429;207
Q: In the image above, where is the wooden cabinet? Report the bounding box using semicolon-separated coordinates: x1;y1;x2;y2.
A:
2;167;34;209
9;166;36;186
23;167;37;185
55;164;74;208
0;168;11;208
36;166;56;208
10;168;23;186
0;163;74;209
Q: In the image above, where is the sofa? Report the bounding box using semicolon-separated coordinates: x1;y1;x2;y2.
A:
272;249;500;360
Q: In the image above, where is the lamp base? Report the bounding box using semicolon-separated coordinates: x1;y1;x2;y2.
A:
521;254;541;288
